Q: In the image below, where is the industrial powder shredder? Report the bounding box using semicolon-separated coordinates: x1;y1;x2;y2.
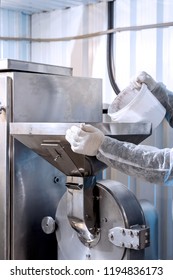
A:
0;59;152;260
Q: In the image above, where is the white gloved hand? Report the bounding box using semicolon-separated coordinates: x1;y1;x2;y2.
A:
130;71;157;91
65;124;105;156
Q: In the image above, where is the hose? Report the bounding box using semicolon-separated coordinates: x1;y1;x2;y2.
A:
107;0;120;95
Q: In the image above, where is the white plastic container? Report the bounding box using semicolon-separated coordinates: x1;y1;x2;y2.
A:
108;83;166;130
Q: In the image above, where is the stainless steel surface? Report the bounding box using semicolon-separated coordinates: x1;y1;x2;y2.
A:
0;0;113;14
56;180;146;260
12;140;67;259
93;122;152;144
10;122;151;136
66;176;100;247
0;76;11;259
41;217;56;235
0;59;72;76
108;225;150;250
140;200;158;260
7;72;102;123
10;123;106;176
10;122;151;176
0;60;103;259
0;59;150;260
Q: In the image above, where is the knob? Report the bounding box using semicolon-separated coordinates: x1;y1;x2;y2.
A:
41;216;56;234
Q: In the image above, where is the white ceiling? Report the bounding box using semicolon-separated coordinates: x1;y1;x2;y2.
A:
0;0;112;14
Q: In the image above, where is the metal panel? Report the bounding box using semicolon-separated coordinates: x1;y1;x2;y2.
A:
0;59;72;76
9;122;151;177
11;140;66;259
0;61;103;259
0;75;11;259
10;72;102;123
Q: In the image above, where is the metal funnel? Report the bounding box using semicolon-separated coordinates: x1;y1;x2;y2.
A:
10;122;151;176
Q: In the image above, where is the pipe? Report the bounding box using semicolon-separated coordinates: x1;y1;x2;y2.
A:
0;22;173;42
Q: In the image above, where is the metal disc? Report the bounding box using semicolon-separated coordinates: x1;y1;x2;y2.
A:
55;181;127;260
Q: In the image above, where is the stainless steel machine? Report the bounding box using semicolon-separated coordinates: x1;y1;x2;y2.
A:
0;59;152;260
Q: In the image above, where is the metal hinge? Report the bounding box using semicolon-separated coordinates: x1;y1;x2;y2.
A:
108;225;150;250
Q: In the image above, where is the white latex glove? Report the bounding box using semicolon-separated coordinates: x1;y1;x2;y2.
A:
65;124;105;156
130;71;157;91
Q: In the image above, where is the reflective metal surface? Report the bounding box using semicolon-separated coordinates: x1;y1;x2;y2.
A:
12;140;67;259
66;176;100;247
10;122;151;176
10;121;151;137
0;60;102;259
0;59;151;260
0;59;72;76
56;180;146;260
0;76;11;259
9;72;102;123
41;217;56;235
108;225;150;250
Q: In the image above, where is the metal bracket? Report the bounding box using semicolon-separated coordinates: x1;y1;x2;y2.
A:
108;225;150;250
41;141;83;176
66;176;100;248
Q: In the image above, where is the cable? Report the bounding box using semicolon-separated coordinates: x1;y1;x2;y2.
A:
107;0;120;95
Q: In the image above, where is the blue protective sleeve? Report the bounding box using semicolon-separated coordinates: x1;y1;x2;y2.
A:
97;136;173;186
152;83;173;127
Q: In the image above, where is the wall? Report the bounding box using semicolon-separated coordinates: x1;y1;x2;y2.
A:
31;2;115;105
0;9;30;60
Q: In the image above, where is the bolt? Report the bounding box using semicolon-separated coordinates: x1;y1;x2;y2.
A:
53;177;59;184
86;254;91;259
110;233;114;241
54;154;61;161
101;217;108;223
134;231;139;236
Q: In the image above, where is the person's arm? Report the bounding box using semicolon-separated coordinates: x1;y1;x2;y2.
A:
97;136;173;186
65;124;173;186
152;83;173;127
131;71;173;127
